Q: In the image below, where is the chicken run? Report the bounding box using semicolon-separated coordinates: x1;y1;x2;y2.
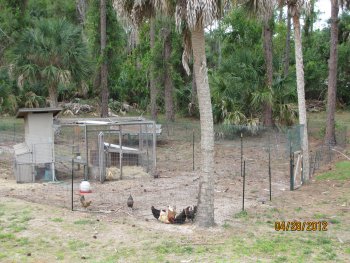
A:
0;121;320;226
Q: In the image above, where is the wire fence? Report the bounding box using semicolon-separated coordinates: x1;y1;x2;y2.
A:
0;118;348;214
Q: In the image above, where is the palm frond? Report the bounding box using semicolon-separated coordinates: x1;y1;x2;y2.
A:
243;0;276;23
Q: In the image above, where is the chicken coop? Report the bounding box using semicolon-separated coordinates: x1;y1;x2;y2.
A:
13;107;62;183
54;117;159;182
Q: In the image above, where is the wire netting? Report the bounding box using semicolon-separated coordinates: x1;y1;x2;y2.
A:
0;118;348;215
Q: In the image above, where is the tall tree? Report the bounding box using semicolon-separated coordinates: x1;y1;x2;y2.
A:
175;0;223;227
114;0;221;227
325;0;350;145
245;0;275;126
284;13;292;77
325;0;340;145
189;63;197;116
262;21;274;126
10;18;90;107
76;0;87;25
149;18;158;120
100;0;109;117
162;23;175;122
286;0;310;182
303;0;315;37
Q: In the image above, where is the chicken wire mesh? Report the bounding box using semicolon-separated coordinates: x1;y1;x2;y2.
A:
54;120;157;183
0;118;348;215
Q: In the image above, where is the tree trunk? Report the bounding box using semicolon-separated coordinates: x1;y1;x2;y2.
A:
149;18;158;121
217;22;222;68
163;27;175;122
325;0;339;146
189;64;197;116
191;26;215;227
100;0;109;117
284;14;291;77
303;0;315;37
262;23;273;127
49;85;58;108
76;0;87;25
293;15;310;182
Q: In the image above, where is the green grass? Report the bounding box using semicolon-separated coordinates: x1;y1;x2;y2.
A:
50;217;63;222
329;218;341;224
67;240;89;251
314;213;327;219
317;161;350;181
73;219;95;225
222;222;231;229
234;210;249;219
0;232;15;240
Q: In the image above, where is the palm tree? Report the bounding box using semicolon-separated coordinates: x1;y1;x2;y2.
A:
100;0;109;117
149;18;158;121
162;20;176;122
283;12;292;77
325;0;350;145
283;0;310;182
11;18;90;107
114;0;222;227
244;0;276;127
182;4;218;227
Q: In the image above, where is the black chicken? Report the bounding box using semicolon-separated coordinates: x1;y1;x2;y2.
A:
127;194;134;209
173;209;186;224
151;206;176;224
151;206;162;219
185;206;197;221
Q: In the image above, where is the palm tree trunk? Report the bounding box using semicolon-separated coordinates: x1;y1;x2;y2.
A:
293;15;310;182
163;27;175;122
262;23;273;127
100;0;109;117
284;14;291;77
325;0;339;146
303;0;315;37
76;0;87;25
189;65;197;116
149;18;158;121
278;6;283;22
191;26;215;227
48;85;58;108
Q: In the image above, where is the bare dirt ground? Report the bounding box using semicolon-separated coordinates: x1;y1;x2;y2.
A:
0;129;350;262
0;135;292;227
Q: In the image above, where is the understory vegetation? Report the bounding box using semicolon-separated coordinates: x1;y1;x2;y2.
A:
0;0;349;127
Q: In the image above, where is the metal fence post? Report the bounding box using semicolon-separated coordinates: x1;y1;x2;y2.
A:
242;160;246;211
268;136;271;201
192;129;195;171
290;141;294;191
71;159;74;211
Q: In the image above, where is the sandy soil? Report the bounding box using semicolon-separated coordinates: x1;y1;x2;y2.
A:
0;131;346;232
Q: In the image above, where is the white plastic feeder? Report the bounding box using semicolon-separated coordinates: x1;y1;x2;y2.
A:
79;181;92;193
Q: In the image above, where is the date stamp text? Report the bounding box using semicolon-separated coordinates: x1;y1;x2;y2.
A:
275;221;328;231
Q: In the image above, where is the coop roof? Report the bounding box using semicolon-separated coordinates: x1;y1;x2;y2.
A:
16;108;62;118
